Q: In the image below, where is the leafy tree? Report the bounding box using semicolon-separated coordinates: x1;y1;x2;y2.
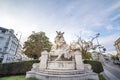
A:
82;52;92;60
111;55;119;60
77;38;92;60
23;31;52;59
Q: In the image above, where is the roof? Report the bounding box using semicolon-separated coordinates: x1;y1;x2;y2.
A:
115;37;120;45
0;27;8;31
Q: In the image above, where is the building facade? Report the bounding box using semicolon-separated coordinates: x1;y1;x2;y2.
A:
0;27;19;63
114;37;120;60
17;44;29;61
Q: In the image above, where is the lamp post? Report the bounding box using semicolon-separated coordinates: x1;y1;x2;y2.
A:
96;33;101;61
15;31;22;62
95;33;106;61
15;31;22;56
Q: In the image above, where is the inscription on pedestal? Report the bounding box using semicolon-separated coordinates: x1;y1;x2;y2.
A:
47;61;75;70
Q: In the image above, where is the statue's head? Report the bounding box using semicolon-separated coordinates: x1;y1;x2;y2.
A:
56;31;64;39
55;31;66;47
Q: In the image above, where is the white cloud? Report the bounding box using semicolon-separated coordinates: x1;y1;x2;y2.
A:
106;25;120;31
106;25;114;31
110;14;120;21
105;1;120;13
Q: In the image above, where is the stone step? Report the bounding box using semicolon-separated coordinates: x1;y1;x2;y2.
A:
37;69;85;75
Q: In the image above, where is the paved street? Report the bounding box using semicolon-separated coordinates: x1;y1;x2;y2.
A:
103;61;120;80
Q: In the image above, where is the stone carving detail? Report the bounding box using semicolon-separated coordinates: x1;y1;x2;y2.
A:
50;31;71;61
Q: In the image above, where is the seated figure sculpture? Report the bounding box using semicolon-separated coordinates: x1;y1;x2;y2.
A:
50;31;71;61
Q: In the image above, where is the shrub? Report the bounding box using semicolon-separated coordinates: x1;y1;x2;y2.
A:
0;60;39;77
0;76;38;80
99;74;106;80
0;76;26;80
0;58;2;63
26;77;38;80
84;60;104;74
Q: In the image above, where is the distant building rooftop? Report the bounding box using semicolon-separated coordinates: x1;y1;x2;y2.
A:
115;37;120;45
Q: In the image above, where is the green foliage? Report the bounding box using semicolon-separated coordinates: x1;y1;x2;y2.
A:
0;76;26;80
99;74;106;80
0;76;38;80
111;55;119;60
26;77;38;80
0;58;2;63
23;31;52;59
82;52;92;60
0;60;39;77
84;60;104;74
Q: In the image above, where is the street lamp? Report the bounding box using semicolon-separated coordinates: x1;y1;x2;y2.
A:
15;31;22;55
94;33;106;61
90;33;101;61
16;31;22;42
95;33;101;61
95;33;100;46
15;31;22;62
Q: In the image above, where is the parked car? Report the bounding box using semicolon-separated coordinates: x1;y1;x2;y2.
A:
113;60;120;65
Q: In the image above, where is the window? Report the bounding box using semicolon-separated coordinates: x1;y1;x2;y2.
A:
2;30;6;33
0;30;6;33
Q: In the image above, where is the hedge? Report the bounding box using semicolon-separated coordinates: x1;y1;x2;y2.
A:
84;60;104;74
0;60;39;77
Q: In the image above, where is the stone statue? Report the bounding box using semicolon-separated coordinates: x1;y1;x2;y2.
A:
50;31;71;61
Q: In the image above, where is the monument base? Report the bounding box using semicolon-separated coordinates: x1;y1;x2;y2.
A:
26;71;98;80
47;61;75;70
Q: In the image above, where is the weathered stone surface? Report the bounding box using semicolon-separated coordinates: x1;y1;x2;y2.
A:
47;61;75;70
74;50;84;70
26;71;98;80
39;50;49;70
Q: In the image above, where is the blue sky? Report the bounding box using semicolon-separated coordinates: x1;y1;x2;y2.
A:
0;0;120;54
